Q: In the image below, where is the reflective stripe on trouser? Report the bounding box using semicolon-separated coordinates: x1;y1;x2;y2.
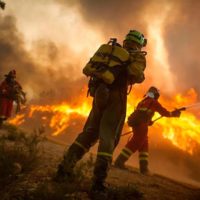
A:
120;147;133;159
61;85;127;183
139;152;149;173
62;141;88;173
93;152;113;184
139;151;149;161
74;141;88;152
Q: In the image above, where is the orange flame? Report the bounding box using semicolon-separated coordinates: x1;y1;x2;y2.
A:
27;101;91;136
8;114;25;125
9;88;200;155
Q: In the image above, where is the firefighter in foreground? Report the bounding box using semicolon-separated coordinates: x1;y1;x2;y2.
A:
56;30;147;194
114;86;181;174
0;70;26;127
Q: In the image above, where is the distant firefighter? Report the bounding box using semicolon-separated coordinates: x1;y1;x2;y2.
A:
0;70;26;127
0;1;5;10
114;86;182;174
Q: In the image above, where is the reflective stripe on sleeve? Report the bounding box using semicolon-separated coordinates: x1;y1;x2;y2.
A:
138;108;153;113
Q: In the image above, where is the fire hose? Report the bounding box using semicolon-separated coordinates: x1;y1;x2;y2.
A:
121;102;200;137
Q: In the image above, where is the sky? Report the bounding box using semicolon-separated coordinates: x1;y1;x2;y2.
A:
0;0;200;100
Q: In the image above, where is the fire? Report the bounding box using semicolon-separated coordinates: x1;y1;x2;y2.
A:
27;101;91;136
153;89;200;155
158;112;200;154
8;87;200;155
8;114;25;125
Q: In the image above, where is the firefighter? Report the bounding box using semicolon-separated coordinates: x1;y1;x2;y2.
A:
114;86;181;174
0;70;26;127
55;30;147;195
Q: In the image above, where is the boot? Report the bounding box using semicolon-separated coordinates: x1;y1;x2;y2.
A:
90;156;110;199
55;142;86;182
90;180;108;200
139;160;152;175
114;154;128;169
54;162;75;182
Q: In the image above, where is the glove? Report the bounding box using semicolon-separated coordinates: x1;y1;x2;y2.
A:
171;109;181;117
148;120;154;126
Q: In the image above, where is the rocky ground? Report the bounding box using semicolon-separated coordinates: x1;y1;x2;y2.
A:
0;129;200;200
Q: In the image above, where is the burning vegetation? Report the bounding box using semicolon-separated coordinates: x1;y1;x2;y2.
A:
8;87;200;156
1;1;200;198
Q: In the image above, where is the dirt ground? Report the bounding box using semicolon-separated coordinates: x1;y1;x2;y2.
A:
0;136;200;200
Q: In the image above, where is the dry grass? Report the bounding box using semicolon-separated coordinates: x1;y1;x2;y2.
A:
0;124;45;186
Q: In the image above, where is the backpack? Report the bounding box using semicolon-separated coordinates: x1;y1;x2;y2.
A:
83;38;130;84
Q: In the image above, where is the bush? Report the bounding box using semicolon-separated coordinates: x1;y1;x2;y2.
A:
74;153;94;182
0;124;45;186
107;184;143;200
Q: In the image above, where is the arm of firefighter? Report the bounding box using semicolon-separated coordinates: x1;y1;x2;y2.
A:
15;81;26;104
127;52;146;84
153;100;172;117
15;81;23;90
170;107;185;117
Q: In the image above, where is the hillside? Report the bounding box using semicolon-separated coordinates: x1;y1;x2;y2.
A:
0;128;199;200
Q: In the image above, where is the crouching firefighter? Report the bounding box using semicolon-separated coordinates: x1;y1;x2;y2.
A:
55;30;147;195
0;70;26;127
114;86;182;174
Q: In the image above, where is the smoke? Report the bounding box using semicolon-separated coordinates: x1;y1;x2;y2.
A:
56;0;147;39
164;0;200;95
56;0;200;96
3;0;199;99
0;14;86;102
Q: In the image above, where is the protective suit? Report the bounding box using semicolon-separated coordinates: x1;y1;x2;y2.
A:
0;70;25;126
56;30;147;194
114;87;181;174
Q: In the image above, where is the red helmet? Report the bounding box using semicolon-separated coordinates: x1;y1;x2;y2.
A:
5;70;16;78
